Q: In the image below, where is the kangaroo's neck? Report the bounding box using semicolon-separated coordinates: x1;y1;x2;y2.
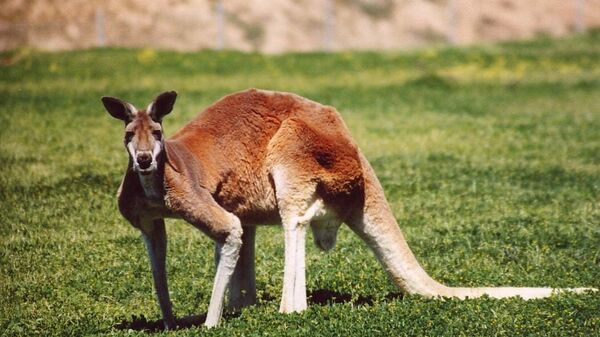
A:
135;152;166;201
138;171;163;200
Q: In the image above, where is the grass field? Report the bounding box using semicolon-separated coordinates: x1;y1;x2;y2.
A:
1;32;600;336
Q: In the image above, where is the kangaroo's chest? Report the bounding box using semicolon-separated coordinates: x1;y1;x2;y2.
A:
129;174;178;221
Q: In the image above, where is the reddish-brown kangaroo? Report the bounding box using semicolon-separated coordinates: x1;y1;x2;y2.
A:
102;89;594;329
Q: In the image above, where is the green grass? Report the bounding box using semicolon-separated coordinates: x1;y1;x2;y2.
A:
1;32;600;336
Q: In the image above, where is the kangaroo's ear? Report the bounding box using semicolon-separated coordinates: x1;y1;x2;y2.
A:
101;96;133;123
149;91;177;122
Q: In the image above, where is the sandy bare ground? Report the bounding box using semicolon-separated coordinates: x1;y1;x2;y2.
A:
1;0;600;52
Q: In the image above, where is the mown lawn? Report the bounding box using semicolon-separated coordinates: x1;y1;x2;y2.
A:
1;32;599;336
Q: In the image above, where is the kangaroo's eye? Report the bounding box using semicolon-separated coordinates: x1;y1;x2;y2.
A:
124;131;134;143
152;130;162;140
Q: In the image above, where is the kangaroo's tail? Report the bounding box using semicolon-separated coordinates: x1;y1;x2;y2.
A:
347;153;596;299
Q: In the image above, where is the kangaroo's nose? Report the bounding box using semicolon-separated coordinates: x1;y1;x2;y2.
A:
137;152;152;169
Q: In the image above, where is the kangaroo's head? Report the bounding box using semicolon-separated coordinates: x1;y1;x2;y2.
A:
101;91;177;175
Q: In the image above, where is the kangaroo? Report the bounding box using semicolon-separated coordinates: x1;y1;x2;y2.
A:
102;89;595;329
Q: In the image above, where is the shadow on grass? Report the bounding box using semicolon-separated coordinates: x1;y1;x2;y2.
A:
308;288;404;306
114;289;404;332
114;313;207;332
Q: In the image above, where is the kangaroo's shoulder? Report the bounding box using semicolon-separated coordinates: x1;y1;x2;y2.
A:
163;138;221;191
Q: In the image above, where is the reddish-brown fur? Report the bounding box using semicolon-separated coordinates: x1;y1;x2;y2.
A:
162;89;364;229
126;111;157;149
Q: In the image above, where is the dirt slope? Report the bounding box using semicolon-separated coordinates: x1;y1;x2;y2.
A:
1;0;599;52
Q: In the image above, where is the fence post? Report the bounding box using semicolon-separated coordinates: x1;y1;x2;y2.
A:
575;0;585;33
323;0;335;51
95;7;106;47
447;0;458;44
215;0;225;49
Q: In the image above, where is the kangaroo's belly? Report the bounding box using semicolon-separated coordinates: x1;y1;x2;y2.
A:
212;167;280;225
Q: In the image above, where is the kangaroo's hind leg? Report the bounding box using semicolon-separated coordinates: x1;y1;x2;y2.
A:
267;117;350;313
271;165;331;313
